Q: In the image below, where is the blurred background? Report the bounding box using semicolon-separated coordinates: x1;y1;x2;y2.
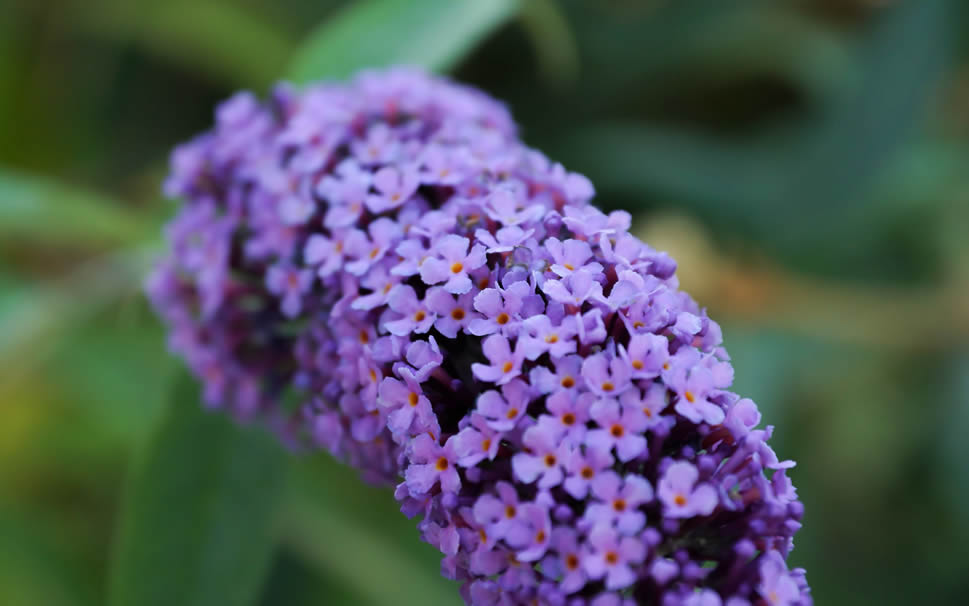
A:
1;1;968;605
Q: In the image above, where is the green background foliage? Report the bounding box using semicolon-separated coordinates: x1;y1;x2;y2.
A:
1;1;968;604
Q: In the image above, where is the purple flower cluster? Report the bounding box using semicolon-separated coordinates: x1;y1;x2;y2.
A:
148;68;811;606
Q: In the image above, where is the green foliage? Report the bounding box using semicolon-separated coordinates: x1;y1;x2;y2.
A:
108;376;288;606
288;0;519;82
1;0;968;605
0;169;150;247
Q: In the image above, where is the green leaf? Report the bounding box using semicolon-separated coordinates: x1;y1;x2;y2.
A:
72;0;295;88
0;505;100;606
0;247;154;374
108;375;288;606
281;457;456;606
288;0;519;83
548;0;957;277
0;168;151;247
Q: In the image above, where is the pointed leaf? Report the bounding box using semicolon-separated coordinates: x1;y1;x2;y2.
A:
288;0;519;83
109;375;288;606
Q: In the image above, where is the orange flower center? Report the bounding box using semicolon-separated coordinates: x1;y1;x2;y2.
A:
451;308;465;320
435;457;449;471
450;262;463;274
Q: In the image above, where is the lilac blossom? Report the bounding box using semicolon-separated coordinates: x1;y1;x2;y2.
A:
583;525;647;590
587;399;649;462
150;68;810;606
475;379;530;432
472;334;524;385
420;234;487;294
265;264;311;317
658;461;718;519
582;471;654;534
511;423;568;488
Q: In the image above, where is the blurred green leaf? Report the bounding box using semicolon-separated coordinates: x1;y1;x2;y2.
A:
108;375;287;606
74;0;294;88
518;0;580;88
0;505;100;606
550;0;957;278
0;247;153;374
0;168;150;246
288;0;519;83
281;457;455;606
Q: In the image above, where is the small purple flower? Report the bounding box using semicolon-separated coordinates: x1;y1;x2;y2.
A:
512;423;569;488
583;525;647;590
420;234;487;294
472;334;524;385
278;192;316;225
475;225;535;253
304;230;354;278
564;444;615;500
452;413;502;467
391;237;431;277
265;264;312;317
666;355;725;425
658;461;718;518
530;355;584;395
543;528;587;594
345;217;403;275
545;237;603;278
539;390;593;444
475;379;531;432
582;471;654;534
758;551;802;606
684;590;723;606
367;165;420;213
542;271;604;308
519;314;577;360
378;373;434;438
587;399;648;462
405;433;461;495
618;382;668;426
620;333;669;380
483;188;542;226
319;159;371;228
419;144;471;185
384;285;436;336
425;287;479;338
515;503;552;562
582;353;632;397
352;122;399;165
473;481;527;544
468;282;530;337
